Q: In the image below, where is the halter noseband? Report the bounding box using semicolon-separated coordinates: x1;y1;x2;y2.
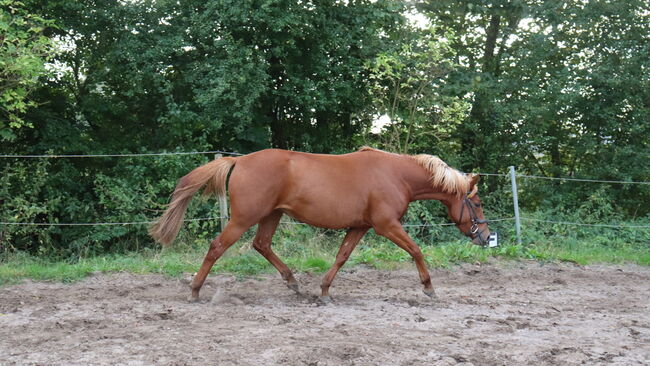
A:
457;194;489;246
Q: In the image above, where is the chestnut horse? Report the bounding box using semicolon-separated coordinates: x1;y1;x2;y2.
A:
149;147;492;302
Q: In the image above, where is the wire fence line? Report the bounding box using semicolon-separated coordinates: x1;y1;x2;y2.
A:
5;216;649;229
0;150;244;158
0;217;517;227
402;217;516;227
2;149;647;184
519;217;650;229
474;172;508;177
0;217;221;226
515;174;650;185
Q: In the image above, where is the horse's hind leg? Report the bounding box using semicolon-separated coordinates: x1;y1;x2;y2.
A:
252;210;299;293
319;227;369;302
188;220;251;302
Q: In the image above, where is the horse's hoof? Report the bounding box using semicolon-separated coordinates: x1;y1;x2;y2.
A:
287;282;300;294
318;296;333;304
423;288;437;300
187;294;200;303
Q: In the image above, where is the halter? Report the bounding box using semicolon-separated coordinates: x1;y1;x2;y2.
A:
457;194;489;246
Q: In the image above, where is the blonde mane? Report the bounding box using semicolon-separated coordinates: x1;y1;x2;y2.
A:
358;146;471;197
411;154;471;198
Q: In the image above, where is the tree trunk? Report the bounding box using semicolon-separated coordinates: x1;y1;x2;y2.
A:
269;106;289;150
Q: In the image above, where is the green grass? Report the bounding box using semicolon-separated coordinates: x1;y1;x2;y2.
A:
0;234;336;285
351;240;650;269
2;234;648;286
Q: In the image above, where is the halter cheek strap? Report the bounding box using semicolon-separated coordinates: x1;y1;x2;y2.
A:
457;196;489;246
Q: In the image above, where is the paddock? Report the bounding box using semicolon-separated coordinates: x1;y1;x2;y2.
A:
1;261;649;365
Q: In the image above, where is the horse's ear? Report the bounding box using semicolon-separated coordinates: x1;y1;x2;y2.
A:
467;173;480;198
470;173;480;186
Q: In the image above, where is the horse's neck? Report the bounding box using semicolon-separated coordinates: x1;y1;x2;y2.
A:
401;160;455;204
410;187;454;203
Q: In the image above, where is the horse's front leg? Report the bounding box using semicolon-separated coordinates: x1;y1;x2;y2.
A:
374;220;436;298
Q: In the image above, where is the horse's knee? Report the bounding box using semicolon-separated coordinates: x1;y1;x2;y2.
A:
252;240;263;251
252;238;269;252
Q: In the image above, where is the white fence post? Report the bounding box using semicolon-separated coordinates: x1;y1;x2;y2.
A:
509;166;522;245
215;154;229;231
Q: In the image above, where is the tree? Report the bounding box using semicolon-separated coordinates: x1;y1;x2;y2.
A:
0;0;55;140
182;0;405;152
365;26;469;156
1;0;408;255
420;0;650;213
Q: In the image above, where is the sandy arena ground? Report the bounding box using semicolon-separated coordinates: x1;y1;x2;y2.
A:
1;260;649;365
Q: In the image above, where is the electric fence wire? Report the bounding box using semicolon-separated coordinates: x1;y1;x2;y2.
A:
520;217;650;229
515;174;650;185
0;150;245;158
2;150;648;184
0;217;519;227
0;217;223;226
402;217;516;227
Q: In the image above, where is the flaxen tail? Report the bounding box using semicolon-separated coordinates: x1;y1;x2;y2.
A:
149;157;237;245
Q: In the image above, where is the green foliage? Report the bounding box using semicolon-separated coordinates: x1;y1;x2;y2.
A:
1;0;649;260
418;0;650;209
0;0;56;140
14;0;404;153
364;26;470;154
0;154;224;257
0;0;409;256
0;159;54;251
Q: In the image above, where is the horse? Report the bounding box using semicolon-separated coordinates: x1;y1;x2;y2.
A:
149;147;493;302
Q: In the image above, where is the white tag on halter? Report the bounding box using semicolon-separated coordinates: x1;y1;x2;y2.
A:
487;232;499;248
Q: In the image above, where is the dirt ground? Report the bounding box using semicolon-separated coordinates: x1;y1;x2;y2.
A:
1;261;649;366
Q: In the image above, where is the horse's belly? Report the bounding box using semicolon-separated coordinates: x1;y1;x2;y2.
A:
278;200;368;229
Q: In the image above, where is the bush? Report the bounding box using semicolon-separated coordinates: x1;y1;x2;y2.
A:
0;154;224;258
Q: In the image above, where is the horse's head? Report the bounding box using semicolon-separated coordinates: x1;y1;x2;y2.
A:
447;173;494;246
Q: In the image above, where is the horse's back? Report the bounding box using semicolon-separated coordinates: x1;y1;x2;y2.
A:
227;149;410;228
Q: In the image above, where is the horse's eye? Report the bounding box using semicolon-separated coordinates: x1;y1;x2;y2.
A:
474;203;482;208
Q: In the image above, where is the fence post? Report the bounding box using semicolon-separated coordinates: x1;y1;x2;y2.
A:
509;166;522;245
215;154;229;231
